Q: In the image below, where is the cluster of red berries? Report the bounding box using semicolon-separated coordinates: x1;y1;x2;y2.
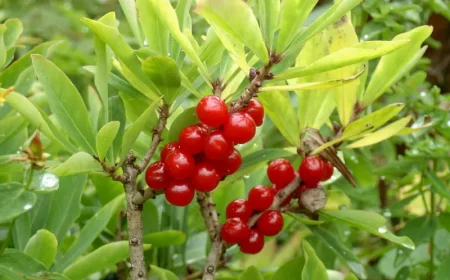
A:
145;95;264;207
220;156;334;254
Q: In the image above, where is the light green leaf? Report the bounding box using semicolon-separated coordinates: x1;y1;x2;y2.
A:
118;0;143;46
258;91;300;147
362;26;432;105
0;249;46;275
32;54;96;154
345;116;411;149
14;65;35;95
136;0;169;55
53;194;125;272
238;266;264;280
143;230;186;247
287;213;324;225
195;0;269;64
271;256;305;280
81;15;161;100
150;265;179;280
0;25;7;67
308;226;366;279
172;0;193;61
12;212;31;251
0;115;27;146
50;152;103;176
258;0;279;50
276;0;318;53
96;121;120;161
3;19;23;49
324;189;351;210
118;91;152;122
63;241;151;279
142;56;181;104
302;240;328;280
320;210;414;249
425;170;450;202
0;183;36;223
24;229;57;269
119;96;162;164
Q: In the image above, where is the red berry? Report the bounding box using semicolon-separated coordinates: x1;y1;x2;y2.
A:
145;161;169;190
241;99;264;126
299;156;325;185
273;184;293;206
204;130;234;160
267;158;295;186
240;229;264;254
179;125;206;155
223;112;256;144
220;218;250;244
160;142;180;162
210;149;242;176
226;199;253;223
322;161;334;181
196;96;229;127
164;150;195;180
248;186;275;211
165;181;195;207
257;210;283;236
191;162;221;192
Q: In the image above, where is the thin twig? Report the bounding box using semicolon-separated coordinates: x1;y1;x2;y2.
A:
132;188;164;205
94;155;127;183
183;262;225;280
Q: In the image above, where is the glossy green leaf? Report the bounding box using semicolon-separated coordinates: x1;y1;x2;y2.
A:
238;266;264;280
258;91;300;146
258;0;279;50
0;183;36;223
196;0;269;64
271;256;305;280
150;265;179;280
276;0;318;53
309;226;366;279
45;174;86;244
425;170;450;202
118;0;142;45
81;15;160;99
142;0;211;82
24;229;57;269
119;96;162;164
0;249;46;275
50;152;103;176
301;240;328;280
362;26;432;105
320;210;414;249
63;241;151;279
346;116;411;149
53;194;124;272
143;230;186;247
32;55;96;154
142;56;181;104
168;107;199;142
136;0;168;55
96;121;120;161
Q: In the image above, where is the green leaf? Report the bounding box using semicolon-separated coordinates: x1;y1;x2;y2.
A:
276;0;317;53
238;266;264;280
12;212;31;251
91;175;123;205
32;54;96;154
3;19;23;49
195;0;269;64
287;213;324;225
143;230;186;247
0;115;27;146
63;241;151;279
345;116;411;149
142;56;181;104
308;226;367;279
436;253;450;280
118;0;143;46
324;189;351;210
81;15;161;100
136;0;169;55
362;26;432;105
50;152;103;176
118;91;151;123
119;96;162;164
425;170;450;202
258;92;300;147
0;25;7;68
150;265;179;280
168;107;199;142
301;240;328;280
96;121;120;161
45;174;86;244
108;96;126;161
0;183;36;223
14;65;35;95
258;0;279;50
0;249;46;275
24;229;57;269
271;256;305;280
53;194;125;272
320;210;414;249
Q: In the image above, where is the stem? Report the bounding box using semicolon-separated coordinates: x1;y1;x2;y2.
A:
25;167;35;190
429;190;435;279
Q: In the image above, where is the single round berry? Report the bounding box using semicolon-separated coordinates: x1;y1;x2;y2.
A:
267;158;296;186
179;125;206;155
257;210;283;236
248;186;275;211
145;161;169;190
322;161;334;181
240;229;264;254
165;181;195;207
204;130;234;160
164;150;195;180
220;218;250;244
211;149;242;176
299;156;325;185
160;142;180;162
273;184;293;206
223;112;256;144
226;199;253;223
241;99;264;126
191;162;221;192
196;96;229;127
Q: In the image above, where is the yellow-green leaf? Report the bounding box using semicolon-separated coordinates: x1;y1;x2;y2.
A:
24;229;57;269
50;152;104;176
96;121;120;161
136;0;168;55
301;240;328;280
258;0;280;50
